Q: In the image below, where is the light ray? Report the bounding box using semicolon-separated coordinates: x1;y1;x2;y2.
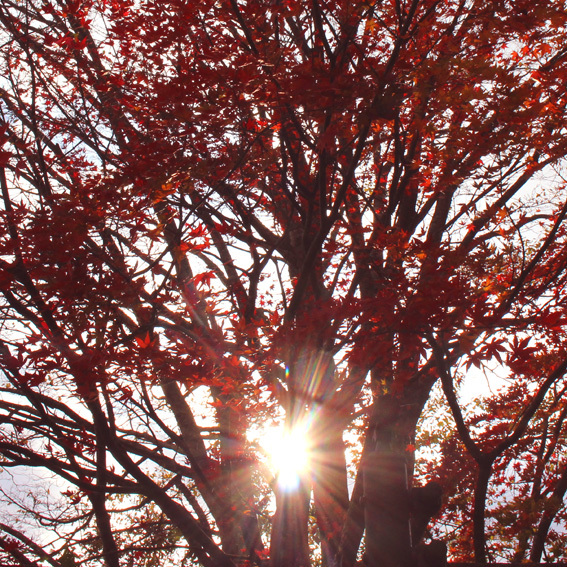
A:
262;420;312;491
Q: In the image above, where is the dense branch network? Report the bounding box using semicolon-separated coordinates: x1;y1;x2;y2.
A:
1;1;567;566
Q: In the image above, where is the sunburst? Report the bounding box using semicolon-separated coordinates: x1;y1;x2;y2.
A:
260;421;312;490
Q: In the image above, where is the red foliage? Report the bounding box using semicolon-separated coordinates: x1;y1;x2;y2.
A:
1;1;567;566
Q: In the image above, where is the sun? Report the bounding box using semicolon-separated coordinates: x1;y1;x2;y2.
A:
260;423;312;490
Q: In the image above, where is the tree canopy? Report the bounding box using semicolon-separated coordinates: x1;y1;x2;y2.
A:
2;0;567;566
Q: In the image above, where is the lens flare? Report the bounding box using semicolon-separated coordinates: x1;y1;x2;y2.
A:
262;423;311;490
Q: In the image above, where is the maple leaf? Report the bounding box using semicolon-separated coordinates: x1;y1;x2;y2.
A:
1;2;567;567
135;332;154;349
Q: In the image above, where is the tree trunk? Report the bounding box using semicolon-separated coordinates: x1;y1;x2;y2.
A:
312;412;349;567
364;448;412;567
530;463;567;562
270;479;311;567
473;461;493;564
363;384;433;567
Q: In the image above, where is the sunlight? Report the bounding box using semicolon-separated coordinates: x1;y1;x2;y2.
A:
261;422;311;490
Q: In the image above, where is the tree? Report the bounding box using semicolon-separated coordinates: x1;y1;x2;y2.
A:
2;0;567;565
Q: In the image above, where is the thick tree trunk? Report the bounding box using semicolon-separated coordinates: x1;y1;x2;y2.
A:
364;447;412;567
339;473;365;567
363;384;433;567
312;413;349;567
473;462;493;564
270;480;311;567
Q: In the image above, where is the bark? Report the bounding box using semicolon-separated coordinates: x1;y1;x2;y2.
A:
216;396;263;558
473;461;493;564
90;430;120;567
339;471;365;567
363;384;433;567
89;492;120;567
312;414;349;567
269;479;311;567
530;462;567;562
364;448;412;567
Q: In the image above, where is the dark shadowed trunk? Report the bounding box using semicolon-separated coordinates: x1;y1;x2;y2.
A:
363;376;437;567
270;479;311;567
364;448;412;567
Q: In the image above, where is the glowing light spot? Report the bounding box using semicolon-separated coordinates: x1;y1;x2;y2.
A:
261;423;311;490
